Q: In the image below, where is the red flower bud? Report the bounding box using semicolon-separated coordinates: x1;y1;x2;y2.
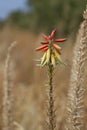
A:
41;41;49;45
35;45;48;51
42;47;48;52
55;38;66;42
49;29;56;40
41;34;49;40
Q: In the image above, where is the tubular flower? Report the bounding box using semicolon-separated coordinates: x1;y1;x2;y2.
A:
36;29;66;67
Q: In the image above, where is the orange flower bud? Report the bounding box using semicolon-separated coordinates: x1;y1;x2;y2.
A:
53;44;61;50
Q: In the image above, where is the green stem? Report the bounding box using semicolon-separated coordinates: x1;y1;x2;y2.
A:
48;64;56;130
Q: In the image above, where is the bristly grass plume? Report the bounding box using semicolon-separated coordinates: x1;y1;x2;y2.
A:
2;41;17;130
36;29;66;130
65;7;87;130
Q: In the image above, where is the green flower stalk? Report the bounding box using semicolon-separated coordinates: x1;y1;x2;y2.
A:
48;64;55;130
36;29;66;130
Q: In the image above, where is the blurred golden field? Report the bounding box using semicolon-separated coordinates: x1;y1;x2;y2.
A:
0;25;87;130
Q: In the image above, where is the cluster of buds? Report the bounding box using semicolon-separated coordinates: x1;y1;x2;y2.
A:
36;29;66;67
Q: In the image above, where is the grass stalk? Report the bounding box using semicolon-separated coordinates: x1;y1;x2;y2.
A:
65;7;87;130
2;41;17;130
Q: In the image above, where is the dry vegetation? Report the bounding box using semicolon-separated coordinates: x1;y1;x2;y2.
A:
0;20;87;130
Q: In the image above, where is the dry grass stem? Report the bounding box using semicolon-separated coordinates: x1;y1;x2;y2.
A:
13;121;24;130
2;41;17;130
65;8;87;130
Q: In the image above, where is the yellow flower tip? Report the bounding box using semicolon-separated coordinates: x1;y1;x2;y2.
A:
51;54;56;67
54;49;63;64
41;52;47;67
46;49;51;63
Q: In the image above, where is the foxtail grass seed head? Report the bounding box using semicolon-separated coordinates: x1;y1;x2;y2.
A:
35;29;66;67
65;7;87;130
2;41;17;130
